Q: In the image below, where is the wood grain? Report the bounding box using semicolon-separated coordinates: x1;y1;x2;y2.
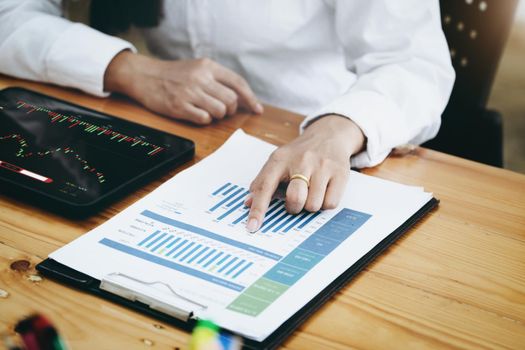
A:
0;75;524;349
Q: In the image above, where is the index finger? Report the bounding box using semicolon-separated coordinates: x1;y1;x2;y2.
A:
213;65;263;114
246;163;285;232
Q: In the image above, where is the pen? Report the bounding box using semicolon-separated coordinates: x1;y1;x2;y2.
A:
190;320;241;350
15;314;67;350
14;317;40;350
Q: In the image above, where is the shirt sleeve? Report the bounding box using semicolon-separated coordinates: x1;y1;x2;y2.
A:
0;0;136;97
301;0;455;168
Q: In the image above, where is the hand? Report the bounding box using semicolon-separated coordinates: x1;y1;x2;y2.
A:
245;115;365;232
104;51;263;124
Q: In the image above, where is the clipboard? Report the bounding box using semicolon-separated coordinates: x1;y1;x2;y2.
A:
36;197;438;349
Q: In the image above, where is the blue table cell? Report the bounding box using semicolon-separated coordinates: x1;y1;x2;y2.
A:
299;234;340;255
315;208;371;242
264;263;307;286
281;248;324;270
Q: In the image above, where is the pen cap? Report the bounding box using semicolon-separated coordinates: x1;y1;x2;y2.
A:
190;319;220;350
195;320;219;333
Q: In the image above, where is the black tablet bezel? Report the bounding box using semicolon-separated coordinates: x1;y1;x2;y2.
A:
0;87;195;218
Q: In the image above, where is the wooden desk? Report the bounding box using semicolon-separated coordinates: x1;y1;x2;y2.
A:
1;76;524;349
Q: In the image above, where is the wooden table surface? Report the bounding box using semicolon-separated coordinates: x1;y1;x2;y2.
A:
0;75;524;350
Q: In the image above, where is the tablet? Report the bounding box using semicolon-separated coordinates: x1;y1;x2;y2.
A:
0;87;195;217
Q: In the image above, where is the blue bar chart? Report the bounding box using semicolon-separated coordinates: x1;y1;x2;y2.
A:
134;229;255;279
98;183;373;310
208;182;324;235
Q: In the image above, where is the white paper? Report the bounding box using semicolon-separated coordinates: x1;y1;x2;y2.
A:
49;129;433;341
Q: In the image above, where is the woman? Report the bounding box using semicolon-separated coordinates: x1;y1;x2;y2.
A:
0;0;454;232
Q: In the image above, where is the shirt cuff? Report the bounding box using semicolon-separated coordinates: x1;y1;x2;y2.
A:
45;22;136;97
300;90;409;168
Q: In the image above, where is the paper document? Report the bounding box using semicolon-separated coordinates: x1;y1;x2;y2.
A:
49;129;433;341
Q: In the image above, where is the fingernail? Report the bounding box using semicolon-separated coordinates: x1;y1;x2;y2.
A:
254;103;264;114
246;218;258;233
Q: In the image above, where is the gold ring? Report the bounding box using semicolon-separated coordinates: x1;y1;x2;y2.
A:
290;173;310;187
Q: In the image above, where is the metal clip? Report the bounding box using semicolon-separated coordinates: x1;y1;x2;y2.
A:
100;272;207;322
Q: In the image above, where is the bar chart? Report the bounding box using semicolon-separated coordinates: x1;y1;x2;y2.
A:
136;230;254;279
208;182;323;235
97;207;284;291
97;200;372;312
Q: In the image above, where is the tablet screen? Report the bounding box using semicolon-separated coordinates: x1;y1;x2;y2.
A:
0;88;194;206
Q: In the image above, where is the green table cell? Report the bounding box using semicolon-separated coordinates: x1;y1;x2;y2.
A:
243;277;288;303
227;294;270;316
281;247;324;270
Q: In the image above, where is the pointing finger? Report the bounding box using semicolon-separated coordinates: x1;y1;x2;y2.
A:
247;163;285;232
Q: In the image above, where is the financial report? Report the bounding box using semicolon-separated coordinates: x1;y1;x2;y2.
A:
49;129;433;340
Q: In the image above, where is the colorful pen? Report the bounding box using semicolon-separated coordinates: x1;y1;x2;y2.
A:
190;319;241;350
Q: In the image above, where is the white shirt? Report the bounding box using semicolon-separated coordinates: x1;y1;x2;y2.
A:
0;0;454;168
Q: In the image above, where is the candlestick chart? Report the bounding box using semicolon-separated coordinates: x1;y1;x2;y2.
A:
0;94;175;203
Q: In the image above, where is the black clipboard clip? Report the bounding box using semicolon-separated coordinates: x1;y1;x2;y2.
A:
99;272;208;322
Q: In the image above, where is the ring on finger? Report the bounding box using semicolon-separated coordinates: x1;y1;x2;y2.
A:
290;173;310;188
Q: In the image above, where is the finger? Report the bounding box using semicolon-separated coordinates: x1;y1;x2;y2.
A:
180;103;212;125
213;65;263;114
285;176;309;214
203;81;238;116
194;90;228;119
323;172;349;210
247;164;286;232
244;194;253;207
304;171;330;212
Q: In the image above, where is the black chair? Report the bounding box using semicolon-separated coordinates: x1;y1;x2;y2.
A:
423;0;519;167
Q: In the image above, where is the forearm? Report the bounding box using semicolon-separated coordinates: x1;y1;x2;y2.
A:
0;0;65;82
0;0;135;96
304;115;366;160
304;0;455;168
104;50;141;96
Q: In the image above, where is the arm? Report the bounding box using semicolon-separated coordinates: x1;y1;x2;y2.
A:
0;0;135;96
245;0;454;232
104;51;263;124
302;0;455;168
0;0;263;122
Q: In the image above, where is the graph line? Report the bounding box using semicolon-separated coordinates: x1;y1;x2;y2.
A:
0;134;106;183
16;100;165;157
